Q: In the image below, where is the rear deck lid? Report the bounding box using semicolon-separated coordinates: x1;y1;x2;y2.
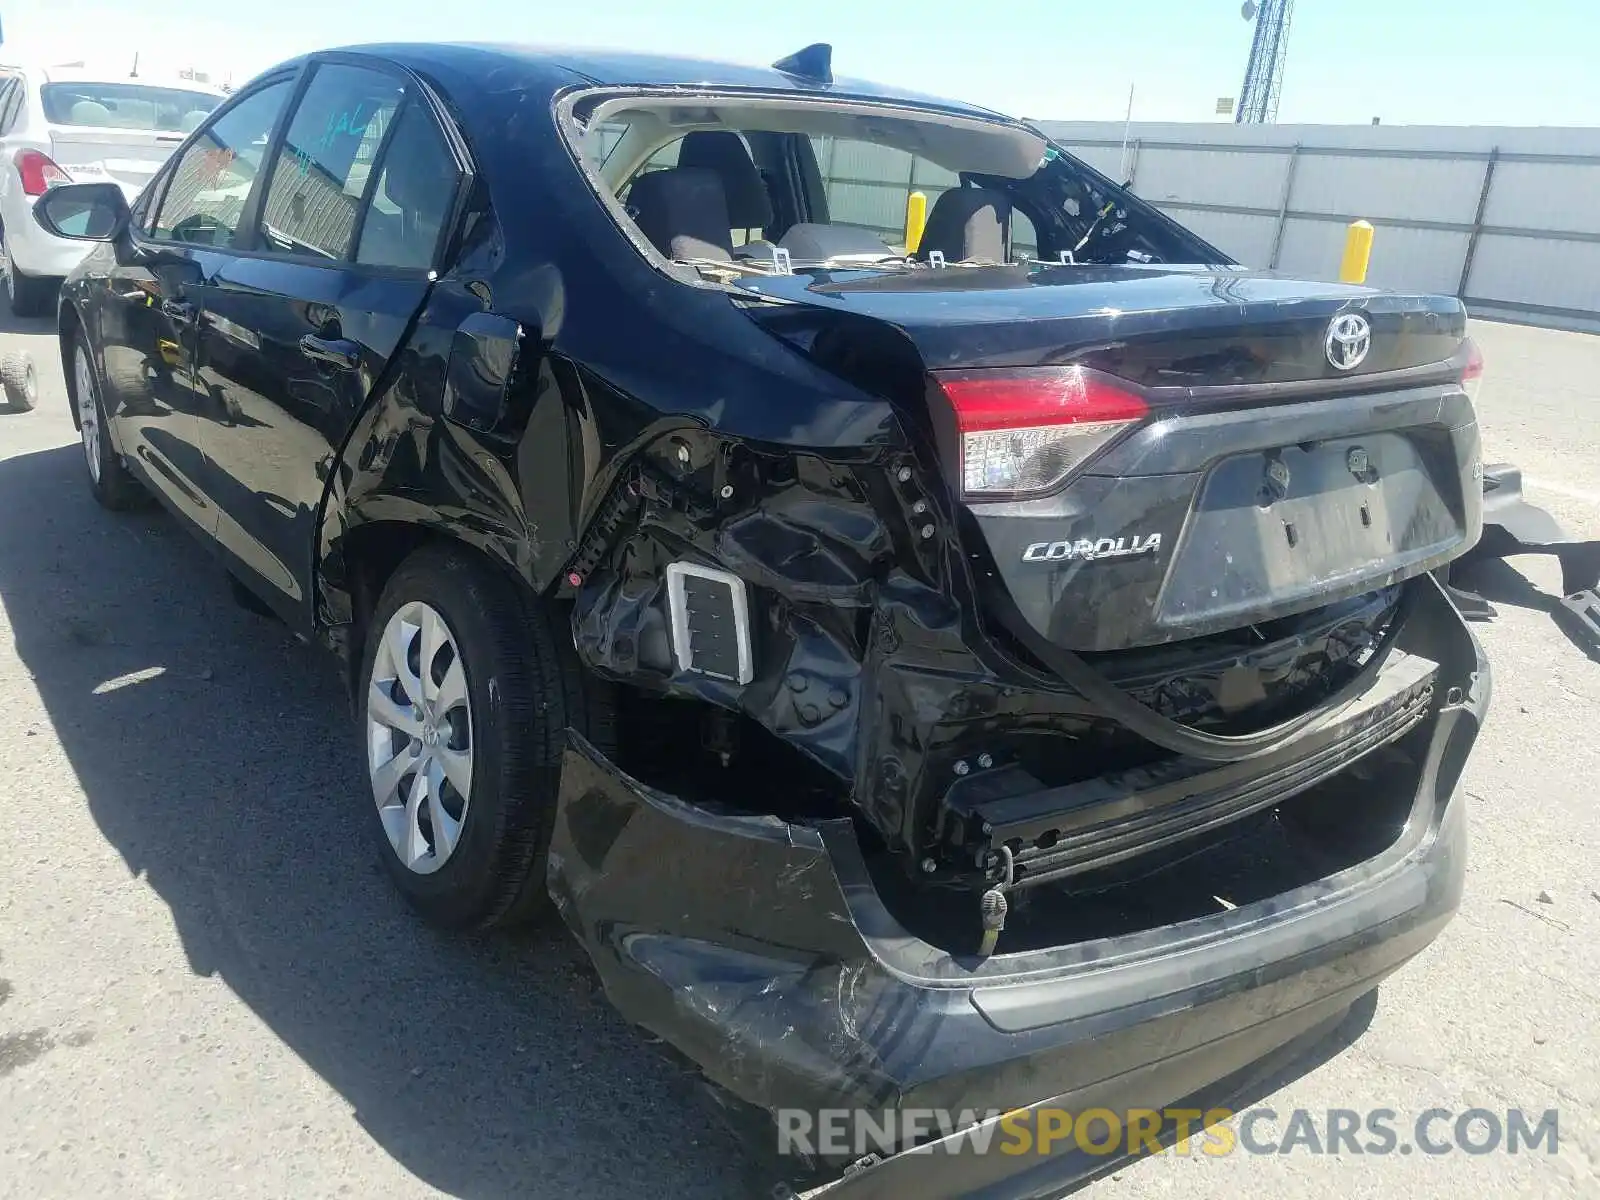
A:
741;262;1482;652
738;262;1465;378
960;383;1481;651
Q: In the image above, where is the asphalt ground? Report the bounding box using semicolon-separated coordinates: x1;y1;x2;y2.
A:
0;313;1596;1198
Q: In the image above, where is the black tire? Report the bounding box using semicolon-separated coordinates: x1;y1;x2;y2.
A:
70;333;146;511
3;253;55;318
360;544;613;930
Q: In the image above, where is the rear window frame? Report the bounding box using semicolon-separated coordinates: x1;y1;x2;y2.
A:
554;85;1049;291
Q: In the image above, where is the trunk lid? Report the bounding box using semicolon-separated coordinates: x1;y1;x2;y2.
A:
738;262;1464;376
49;127;186;196
741;263;1481;652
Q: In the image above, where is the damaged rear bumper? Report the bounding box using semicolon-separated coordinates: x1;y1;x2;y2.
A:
546;578;1489;1198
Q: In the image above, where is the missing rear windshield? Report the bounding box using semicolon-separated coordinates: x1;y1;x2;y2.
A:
560;89;1228;284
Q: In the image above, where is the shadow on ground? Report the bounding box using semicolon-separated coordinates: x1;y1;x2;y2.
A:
0;444;751;1200
0;308;54;337
1453;557;1600;663
0;439;1386;1199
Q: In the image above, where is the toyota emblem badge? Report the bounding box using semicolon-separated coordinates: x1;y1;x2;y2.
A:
1325;312;1372;371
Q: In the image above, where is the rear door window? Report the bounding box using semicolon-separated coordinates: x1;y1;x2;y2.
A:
354;99;459;270
152;79;294;247
256;64;406;261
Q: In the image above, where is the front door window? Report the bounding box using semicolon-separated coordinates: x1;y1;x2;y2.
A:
152;80;293;247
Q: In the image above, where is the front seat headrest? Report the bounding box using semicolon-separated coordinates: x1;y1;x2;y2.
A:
626;167;734;261
677;131;773;231
917;186;1012;263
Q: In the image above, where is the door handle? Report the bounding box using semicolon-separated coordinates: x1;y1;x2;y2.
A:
161;298;197;325
299;334;360;372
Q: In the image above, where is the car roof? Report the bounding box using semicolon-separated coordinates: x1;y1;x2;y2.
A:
324;42;1016;124
0;62;226;93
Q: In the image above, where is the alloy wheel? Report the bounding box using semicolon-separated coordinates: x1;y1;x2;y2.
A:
366;601;474;875
74;345;102;483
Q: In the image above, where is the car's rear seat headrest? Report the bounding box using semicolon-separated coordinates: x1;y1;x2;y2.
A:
779;223;895;261
626;167;734;261
70;100;113;125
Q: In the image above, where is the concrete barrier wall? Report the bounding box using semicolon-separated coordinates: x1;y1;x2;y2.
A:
1039;121;1600;328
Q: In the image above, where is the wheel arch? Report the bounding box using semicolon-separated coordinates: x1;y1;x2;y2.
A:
319;506;547;701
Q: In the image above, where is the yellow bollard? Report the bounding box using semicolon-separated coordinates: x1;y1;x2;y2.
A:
1339;219;1375;284
905;191;928;254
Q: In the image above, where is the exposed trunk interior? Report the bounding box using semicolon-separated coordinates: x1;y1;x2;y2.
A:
611;687;849;825
609;677;1431;959
867;720;1430;957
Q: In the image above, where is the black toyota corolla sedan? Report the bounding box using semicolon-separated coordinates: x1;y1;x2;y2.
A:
35;40;1489;1196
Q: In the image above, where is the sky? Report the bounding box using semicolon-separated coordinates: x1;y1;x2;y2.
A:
0;0;1596;127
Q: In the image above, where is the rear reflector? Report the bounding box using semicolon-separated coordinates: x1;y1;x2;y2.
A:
14;149;71;197
1459;336;1484;403
934;366;1148;497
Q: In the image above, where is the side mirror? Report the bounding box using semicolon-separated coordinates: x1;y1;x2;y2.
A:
32;182;131;243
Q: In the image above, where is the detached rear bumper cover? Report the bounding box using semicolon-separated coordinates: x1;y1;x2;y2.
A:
1464;462;1600;596
546;578;1489;1198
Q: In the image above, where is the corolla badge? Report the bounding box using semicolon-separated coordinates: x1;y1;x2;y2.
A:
1022;533;1163;563
1325;312;1372;371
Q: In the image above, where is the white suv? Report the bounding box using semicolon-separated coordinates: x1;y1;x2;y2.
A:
0;65;223;316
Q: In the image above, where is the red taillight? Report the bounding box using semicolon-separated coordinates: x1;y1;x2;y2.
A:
14;148;71;197
1459;336;1484;402
934;365;1148;497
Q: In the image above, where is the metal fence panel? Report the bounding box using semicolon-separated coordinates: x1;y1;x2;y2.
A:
1064;144;1122;177
1288;153;1486;223
1139;148;1286;208
1483;160;1600;237
1470;235;1600;314
1044;121;1600;327
1159;205;1277;264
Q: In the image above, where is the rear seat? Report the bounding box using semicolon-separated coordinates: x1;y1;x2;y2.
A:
626;166;736;260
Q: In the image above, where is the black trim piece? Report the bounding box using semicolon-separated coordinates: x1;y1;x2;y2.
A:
1143;356;1467;406
978;573;1418;763
989;655;1437;887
